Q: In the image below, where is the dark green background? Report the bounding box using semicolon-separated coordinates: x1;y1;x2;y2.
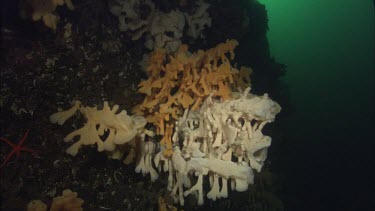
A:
258;0;374;210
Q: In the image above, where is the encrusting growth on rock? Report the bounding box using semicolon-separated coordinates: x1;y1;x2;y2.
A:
27;189;84;211
50;101;153;164
133;39;251;156
49;40;280;206
21;0;75;31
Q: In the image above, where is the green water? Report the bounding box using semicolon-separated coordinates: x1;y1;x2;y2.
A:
257;0;374;210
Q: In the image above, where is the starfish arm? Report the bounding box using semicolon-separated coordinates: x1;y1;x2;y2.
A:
15;149;21;158
20;147;41;155
18;129;30;146
0;150;16;169
0;137;17;148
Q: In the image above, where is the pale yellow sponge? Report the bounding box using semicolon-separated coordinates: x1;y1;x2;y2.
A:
50;101;153;156
25;0;75;31
27;200;47;211
49;101;81;125
50;189;84;211
27;189;83;211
